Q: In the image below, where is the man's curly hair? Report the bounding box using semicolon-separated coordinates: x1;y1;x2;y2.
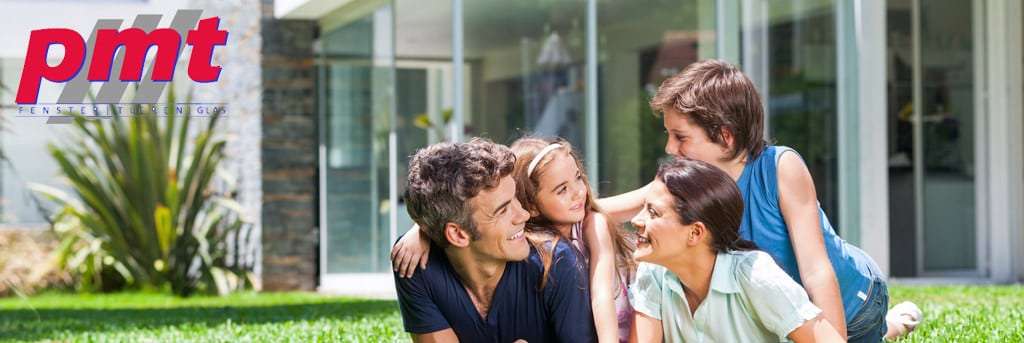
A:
405;138;516;248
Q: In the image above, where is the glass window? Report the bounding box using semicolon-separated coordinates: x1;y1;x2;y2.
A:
596;0;717;196
394;0;454;235
918;0;978;273
463;0;589;152
886;0;916;277
887;0;980;276
742;0;840;225
319;7;393;273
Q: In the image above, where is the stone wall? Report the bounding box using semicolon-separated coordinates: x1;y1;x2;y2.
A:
179;0;320;292
259;17;319;291
186;0;265;285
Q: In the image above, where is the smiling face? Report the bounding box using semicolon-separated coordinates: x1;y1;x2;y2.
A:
464;175;532;262
663;109;733;166
630;179;706;265
532;151;588;226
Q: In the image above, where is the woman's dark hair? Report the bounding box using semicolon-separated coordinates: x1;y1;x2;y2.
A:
656;158;757;253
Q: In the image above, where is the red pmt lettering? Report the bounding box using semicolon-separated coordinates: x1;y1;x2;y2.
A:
15;16;228;104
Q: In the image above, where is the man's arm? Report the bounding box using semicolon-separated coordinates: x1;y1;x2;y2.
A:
596;181;653;224
413;329;459;343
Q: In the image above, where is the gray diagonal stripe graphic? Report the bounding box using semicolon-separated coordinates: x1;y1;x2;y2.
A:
94;15;163;104
132;9;203;104
45;116;73;124
56;19;123;104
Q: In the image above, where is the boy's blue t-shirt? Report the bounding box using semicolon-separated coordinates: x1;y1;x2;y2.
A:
737;145;882;321
394;239;596;343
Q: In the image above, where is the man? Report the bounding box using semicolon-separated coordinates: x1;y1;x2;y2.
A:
396;138;596;342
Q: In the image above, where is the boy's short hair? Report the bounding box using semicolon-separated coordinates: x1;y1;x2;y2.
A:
405;138;515;248
650;59;767;160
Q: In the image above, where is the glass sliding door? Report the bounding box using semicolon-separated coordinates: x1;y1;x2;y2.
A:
319;6;394;276
739;0;841;229
596;0;717;196
917;0;981;275
392;62;457;235
887;0;982;277
462;0;589;150
394;0;455;237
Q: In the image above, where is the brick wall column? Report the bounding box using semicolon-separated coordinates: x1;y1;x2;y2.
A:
260;18;319;291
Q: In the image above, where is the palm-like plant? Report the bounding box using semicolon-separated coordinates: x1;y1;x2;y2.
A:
31;92;253;296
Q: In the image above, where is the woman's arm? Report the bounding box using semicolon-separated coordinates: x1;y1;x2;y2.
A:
597;181;653;224
777;152;847;339
631;312;663;343
583;212;621;343
391;224;431;278
788;315;845;343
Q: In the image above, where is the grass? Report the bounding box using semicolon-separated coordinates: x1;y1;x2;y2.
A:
887;285;1024;342
0;285;1021;342
0;292;404;342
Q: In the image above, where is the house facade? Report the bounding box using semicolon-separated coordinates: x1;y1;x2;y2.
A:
1;0;1021;296
266;0;1024;295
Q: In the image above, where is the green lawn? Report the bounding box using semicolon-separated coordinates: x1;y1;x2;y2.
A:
0;285;1021;342
887;285;1024;342
0;292;405;342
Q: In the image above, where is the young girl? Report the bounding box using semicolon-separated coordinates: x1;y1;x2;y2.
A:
392;137;636;343
630;158;844;342
600;59;921;342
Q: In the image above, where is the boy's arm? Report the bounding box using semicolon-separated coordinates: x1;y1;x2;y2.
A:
597;181;653;224
583;212;621;343
777;152;847;339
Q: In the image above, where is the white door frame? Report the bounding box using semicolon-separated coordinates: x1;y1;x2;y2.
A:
837;0;889;276
983;0;1023;283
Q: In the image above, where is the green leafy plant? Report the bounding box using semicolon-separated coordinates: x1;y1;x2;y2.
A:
30;92;253;296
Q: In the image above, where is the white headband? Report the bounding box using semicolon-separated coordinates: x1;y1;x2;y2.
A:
527;144;563;177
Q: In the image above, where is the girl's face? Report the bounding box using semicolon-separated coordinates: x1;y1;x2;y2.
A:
663;109;733;165
533;151;588;225
630;180;702;264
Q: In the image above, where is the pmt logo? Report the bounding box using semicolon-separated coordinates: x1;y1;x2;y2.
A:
14;9;226;114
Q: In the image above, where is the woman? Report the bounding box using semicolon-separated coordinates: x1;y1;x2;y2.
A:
629;158;844;342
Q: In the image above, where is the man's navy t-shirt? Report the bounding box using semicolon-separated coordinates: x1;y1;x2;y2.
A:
394;239;596;343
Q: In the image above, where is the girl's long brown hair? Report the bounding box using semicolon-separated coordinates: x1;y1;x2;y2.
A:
510;137;635;289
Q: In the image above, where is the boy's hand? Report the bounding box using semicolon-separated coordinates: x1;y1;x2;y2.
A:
391;224;430;278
